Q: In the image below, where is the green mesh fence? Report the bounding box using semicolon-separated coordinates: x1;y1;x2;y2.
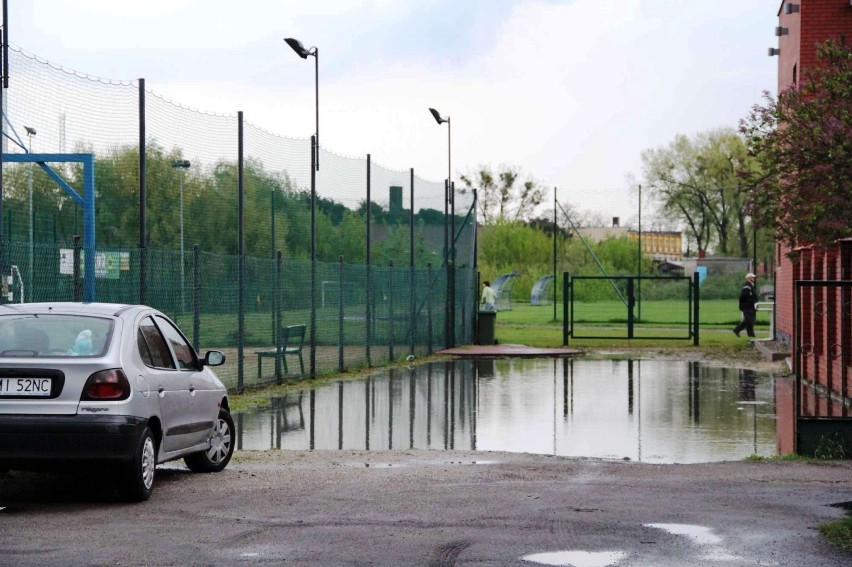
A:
1;47;476;392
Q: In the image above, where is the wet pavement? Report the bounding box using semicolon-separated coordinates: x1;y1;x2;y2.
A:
1;450;850;566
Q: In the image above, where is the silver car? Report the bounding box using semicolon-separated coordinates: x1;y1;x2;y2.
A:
0;302;234;501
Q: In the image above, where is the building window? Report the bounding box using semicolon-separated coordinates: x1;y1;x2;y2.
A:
793;63;797;85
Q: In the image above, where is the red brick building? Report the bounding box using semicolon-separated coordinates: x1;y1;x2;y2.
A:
771;0;852;453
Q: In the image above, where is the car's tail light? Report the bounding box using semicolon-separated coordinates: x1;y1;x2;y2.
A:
81;369;130;401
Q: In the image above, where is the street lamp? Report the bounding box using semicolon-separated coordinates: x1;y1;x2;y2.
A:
428;107;455;347
24;126;36;302
171;159;191;311
285;36;320;378
284;37;319;171
428;108;450;185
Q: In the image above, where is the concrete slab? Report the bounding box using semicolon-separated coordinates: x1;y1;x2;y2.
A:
753;339;790;362
437;343;581;357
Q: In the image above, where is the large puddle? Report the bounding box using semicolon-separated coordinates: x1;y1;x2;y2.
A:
233;359;777;463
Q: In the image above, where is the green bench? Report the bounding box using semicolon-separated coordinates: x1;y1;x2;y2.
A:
255;324;306;380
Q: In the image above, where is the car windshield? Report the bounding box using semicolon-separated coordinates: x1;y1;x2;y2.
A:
0;314;114;358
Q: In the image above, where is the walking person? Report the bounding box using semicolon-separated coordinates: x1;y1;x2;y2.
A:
480;281;497;312
733;273;757;338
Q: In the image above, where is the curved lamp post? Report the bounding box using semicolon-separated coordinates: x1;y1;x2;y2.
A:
285;37;320;377
284;37;319;171
428;108;455;348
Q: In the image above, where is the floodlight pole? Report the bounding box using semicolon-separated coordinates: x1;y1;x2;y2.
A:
285;37;320;376
428;107;454;347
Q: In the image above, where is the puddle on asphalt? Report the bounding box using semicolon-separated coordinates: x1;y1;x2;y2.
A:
645;524;745;562
645;523;722;545
522;550;628;566
234;359;778;464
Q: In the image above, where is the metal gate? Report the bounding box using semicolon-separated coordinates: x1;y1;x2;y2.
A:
793;280;852;456
564;273;699;344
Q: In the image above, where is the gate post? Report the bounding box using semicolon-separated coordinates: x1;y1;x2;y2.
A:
693;271;700;346
562;272;570;346
627;277;635;339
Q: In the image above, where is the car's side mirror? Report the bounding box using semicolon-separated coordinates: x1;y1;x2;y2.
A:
204;350;226;367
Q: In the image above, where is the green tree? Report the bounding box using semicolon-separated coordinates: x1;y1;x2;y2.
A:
740;40;852;249
641;128;762;256
459;165;546;225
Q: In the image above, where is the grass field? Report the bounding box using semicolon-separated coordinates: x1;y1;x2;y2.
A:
492;301;770;349
166;298;770;352
499;300;770;327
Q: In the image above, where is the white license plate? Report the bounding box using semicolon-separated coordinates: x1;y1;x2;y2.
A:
0;377;52;397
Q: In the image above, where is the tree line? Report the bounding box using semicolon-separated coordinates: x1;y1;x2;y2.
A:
2;143;462;268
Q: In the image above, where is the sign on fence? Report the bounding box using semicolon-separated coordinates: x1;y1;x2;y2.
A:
59;249;129;279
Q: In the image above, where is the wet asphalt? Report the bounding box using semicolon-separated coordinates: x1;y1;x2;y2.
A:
1;450;850;566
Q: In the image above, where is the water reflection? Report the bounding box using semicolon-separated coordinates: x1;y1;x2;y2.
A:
234;359;777;464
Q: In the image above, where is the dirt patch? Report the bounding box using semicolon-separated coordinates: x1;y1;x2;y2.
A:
581;345;791;374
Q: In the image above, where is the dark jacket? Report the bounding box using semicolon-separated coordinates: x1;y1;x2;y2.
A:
738;282;756;311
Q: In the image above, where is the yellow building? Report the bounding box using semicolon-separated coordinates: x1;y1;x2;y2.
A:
627;231;683;262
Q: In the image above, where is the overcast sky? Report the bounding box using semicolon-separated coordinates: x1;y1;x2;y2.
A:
9;0;779;226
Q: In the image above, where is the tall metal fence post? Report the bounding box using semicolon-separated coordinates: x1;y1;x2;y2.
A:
309;135;317;379
562;272;569;346
693;271;700;346
427;263;433;355
389;260;395;362
409;167;415;356
275;250;283;384
138;78;147;305
338;255;345;372
627;277;635;339
72;235;82;302
444;179;449;349
270;189;276;343
365;153;372;366
192;244;200;351
237;111;245;392
449;180;456;348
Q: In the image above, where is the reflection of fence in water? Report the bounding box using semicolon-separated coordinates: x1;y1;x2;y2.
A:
235;363;477;452
233;359;779;462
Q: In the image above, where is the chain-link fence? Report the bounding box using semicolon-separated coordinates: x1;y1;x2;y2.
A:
0;47;476;391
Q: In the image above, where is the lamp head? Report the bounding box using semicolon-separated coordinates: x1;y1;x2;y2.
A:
24;126;36;136
171;159;191;169
428;108;447;125
284;37;313;59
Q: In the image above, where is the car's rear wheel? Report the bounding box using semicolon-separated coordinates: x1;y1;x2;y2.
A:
120;426;156;502
184;407;234;473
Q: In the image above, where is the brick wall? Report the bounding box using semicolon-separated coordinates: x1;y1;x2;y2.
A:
780;242;852;416
775;0;852;416
777;0;852;91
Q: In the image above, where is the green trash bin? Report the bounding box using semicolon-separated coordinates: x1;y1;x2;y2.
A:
477;310;496;345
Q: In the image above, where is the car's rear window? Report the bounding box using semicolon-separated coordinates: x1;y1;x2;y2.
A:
0;314;114;358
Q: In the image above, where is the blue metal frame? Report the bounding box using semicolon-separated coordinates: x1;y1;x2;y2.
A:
2;153;96;301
